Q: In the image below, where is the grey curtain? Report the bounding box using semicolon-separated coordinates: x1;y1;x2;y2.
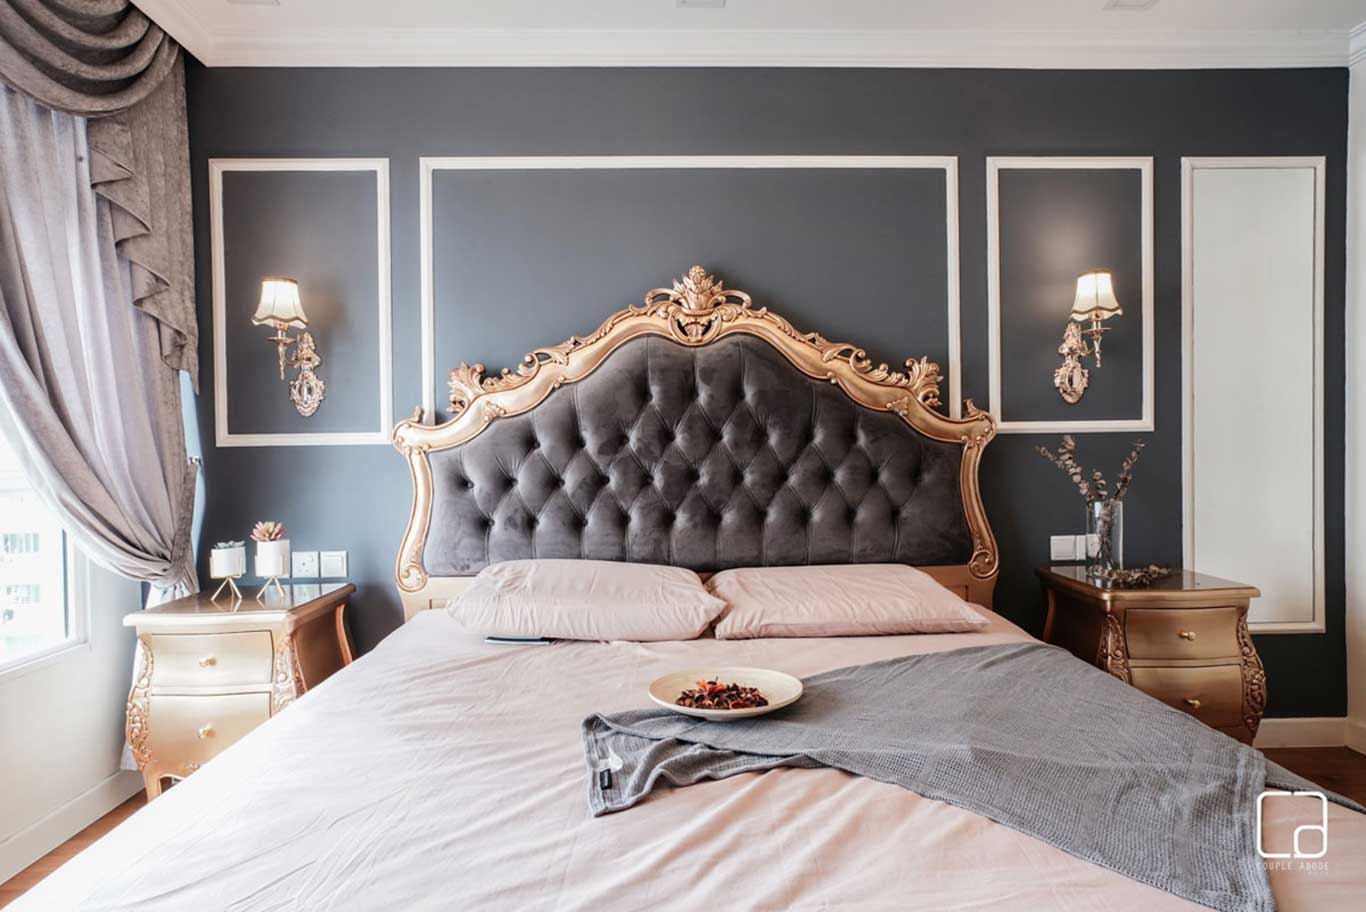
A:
0;0;195;386
0;82;196;603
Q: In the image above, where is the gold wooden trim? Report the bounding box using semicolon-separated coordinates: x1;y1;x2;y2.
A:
1236;612;1267;737
126;637;154;770
271;635;304;713
393;266;999;605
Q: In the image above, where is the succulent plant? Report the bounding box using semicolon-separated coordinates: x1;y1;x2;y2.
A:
250;521;286;543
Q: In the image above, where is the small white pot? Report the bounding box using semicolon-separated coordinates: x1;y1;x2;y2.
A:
209;546;246;579
255;539;290;578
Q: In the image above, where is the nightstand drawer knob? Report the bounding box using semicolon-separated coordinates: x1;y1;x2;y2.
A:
1178;630;1196;641
197;724;215;739
198;655;217;667
1184;698;1202;710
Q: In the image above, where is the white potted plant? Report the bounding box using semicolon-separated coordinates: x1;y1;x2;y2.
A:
251;521;290;599
209;541;247;601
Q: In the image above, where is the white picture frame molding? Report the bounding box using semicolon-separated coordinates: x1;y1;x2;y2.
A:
419;155;962;424
210;157;393;447
986;156;1155;434
1180;155;1326;634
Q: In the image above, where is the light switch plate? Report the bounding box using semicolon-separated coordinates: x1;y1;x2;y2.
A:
291;550;319;579
1082;534;1099;559
1049;535;1077;561
320;550;348;578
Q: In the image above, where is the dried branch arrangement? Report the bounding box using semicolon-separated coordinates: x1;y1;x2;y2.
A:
1093;564;1174;588
1035;436;1146;504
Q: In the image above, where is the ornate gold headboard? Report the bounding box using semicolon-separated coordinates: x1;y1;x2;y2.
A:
393;266;998;621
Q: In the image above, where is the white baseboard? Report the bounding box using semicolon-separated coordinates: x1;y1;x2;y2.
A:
0;769;143;886
1254;717;1347;749
1346;718;1366;754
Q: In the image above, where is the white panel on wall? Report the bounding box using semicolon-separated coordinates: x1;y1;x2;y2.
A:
1182;157;1325;632
985;156;1155;434
419;156;962;424
209;158;393;447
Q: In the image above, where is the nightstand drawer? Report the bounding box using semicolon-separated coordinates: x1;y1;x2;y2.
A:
1130;665;1244;727
144;693;271;768
147;632;274;687
1125;607;1241;661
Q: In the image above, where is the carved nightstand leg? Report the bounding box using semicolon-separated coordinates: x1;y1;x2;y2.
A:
272;636;306;713
1101;611;1132;684
1236;611;1267;739
126;638;157;798
1041;589;1058;643
336;599;354;665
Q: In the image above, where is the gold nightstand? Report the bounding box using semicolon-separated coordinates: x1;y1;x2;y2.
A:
124;583;356;799
1037;566;1265;744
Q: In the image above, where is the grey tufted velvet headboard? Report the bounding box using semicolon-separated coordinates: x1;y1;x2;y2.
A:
393;267;999;620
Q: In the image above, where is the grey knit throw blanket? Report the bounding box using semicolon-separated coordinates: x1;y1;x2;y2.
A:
583;642;1358;912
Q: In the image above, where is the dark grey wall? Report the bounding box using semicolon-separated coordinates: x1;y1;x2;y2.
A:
431;167;950;386
221;169;381;435
186;65;1348;718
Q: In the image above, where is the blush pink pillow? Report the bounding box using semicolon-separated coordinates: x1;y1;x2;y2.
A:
708;564;988;639
450;559;727;641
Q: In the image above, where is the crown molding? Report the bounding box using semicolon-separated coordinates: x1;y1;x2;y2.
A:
131;4;1354;71
133;0;216;64
1350;21;1366;67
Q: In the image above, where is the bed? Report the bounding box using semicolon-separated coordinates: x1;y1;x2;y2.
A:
14;267;1364;910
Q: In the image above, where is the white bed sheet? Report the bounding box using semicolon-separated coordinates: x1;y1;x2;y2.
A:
13;608;1364;911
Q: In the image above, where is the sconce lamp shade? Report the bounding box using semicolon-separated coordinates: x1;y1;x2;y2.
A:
1069;271;1123;324
252;277;308;328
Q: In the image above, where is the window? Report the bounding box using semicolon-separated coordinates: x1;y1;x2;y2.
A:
0;432;73;669
2;532;40;554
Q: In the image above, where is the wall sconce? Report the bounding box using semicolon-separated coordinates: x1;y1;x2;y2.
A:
1054;270;1123;404
252;277;326;417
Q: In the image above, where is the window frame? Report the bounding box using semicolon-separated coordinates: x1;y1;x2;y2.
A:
0;530;90;679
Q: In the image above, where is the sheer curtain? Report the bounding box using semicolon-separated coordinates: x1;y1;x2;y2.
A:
0;84;196;604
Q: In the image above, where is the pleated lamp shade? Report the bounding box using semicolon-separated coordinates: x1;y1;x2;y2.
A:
252;277;309;328
1069;271;1123;324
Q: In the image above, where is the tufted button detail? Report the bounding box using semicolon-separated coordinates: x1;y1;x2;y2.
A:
423;335;974;576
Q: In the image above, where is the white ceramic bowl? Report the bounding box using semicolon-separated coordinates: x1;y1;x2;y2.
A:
648;667;803;721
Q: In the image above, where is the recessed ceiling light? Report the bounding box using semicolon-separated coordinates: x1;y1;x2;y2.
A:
1103;0;1159;9
677;0;726;8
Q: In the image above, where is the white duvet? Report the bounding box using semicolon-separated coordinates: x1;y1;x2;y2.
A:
14;608;1365;911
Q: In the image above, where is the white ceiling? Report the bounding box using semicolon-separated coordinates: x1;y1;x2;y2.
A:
136;0;1366;68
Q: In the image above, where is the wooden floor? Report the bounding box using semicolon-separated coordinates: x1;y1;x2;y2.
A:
1262;747;1366;805
2;748;1364;906
0;794;145;910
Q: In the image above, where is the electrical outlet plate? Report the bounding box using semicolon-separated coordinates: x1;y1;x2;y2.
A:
291;550;319;579
1049;535;1077;562
320;550;348;578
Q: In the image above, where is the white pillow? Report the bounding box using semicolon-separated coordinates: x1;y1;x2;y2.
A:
450;559;727;641
708;564;988;639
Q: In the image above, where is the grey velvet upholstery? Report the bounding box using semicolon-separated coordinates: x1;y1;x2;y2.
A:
425;335;972;576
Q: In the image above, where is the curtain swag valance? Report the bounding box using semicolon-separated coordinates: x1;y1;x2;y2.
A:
0;0;196;385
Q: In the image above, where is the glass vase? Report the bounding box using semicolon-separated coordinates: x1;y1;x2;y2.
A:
1086;499;1123;578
